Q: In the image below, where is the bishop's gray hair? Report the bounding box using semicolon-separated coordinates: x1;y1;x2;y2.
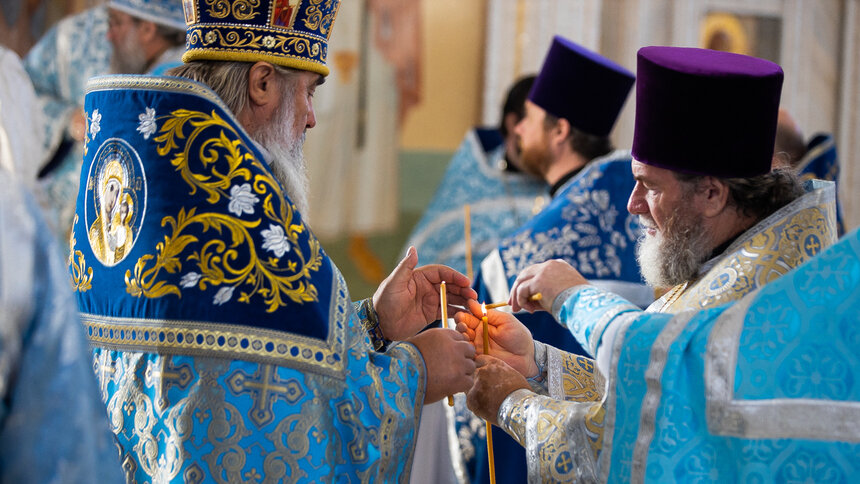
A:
166;61;302;117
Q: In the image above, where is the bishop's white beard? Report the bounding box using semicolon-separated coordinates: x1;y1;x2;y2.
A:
636;208;712;289
252;101;311;218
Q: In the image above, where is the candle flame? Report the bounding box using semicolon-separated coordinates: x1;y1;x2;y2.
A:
481;302;487;316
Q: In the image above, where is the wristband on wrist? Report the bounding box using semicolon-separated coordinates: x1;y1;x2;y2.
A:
359;298;390;351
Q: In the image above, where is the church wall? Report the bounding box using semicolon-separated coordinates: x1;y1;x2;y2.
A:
399;0;486;151
839;0;860;231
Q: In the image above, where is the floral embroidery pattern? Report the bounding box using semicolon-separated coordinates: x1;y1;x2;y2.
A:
261;224;290;257
499;161;639;281
228;183;259;216
125;109;322;311
89;109;101;139
180;272;202;288
213;286;234;305
782;344;850;399
137;107;157;139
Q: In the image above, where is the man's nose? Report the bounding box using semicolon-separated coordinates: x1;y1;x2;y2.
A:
627;184;647;215
306;104;317;130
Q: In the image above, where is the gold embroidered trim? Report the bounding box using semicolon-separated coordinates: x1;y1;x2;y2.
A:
661;185;836;313
82;271;350;378
82;313;346;376
122;108;322;311
86;76;234;116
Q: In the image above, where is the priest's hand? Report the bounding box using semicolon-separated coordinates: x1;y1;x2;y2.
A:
454;300;538;379
409;328;476;404
467;355;529;424
373;246;477;341
510;259;590;313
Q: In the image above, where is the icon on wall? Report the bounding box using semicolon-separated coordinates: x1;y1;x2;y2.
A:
700;11;781;63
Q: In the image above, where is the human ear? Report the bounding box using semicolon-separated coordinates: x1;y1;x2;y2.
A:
550;117;571;148
698;177;730;217
247;61;279;107
137;20;157;43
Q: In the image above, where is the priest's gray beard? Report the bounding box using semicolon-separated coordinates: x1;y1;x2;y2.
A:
110;29;148;74
636;207;712;288
252;97;310;217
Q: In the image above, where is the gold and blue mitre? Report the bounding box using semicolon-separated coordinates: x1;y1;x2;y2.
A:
181;0;341;76
70;75;346;361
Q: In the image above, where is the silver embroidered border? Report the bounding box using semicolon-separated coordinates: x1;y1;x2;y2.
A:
597;311;640;483
706;291;860;442
630;310;698;484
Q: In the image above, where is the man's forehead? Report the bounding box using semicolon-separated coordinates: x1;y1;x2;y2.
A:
295;70;324;88
524;100;544;117
631;159;679;182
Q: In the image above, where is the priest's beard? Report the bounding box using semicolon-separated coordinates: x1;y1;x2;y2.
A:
636;206;712;288
110;30;148;74
519;138;552;179
252;97;310;217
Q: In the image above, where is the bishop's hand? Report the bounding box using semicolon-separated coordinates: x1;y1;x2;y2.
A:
373;246;477;341
409;328;476;404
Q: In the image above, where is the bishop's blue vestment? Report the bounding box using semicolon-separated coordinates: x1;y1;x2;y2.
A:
70;75;426;482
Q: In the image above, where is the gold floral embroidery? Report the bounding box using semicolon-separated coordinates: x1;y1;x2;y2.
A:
204;0;230;18
69;214;94;292
204;0;261;20
302;0;336;35
188;27;315;58
231;0;261;20
126;109;322;311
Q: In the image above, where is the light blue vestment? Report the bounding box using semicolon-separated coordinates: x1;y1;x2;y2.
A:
497;227;860;482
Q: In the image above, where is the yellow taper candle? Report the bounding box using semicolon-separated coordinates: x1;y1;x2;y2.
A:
484;293;544;310
440;281;454;407
481;303;496;484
